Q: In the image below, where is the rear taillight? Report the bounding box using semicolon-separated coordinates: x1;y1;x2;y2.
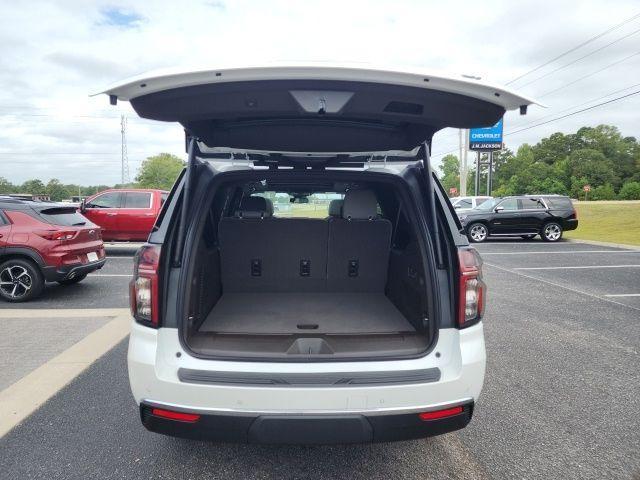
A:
130;244;161;327
457;247;486;328
34;229;78;241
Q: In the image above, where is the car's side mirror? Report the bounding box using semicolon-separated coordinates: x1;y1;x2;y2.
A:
80;199;87;213
495;206;504;212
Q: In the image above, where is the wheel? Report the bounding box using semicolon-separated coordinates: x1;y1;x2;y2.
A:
468;223;489;243
541;222;563;242
57;273;88;286
0;258;44;302
520;234;536;240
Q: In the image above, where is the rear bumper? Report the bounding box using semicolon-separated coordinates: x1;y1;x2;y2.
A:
140;401;474;444
564;219;578;231
42;258;106;282
127;322;486;443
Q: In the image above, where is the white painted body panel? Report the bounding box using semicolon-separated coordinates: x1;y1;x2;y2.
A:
98;63;540;110
127;321;486;415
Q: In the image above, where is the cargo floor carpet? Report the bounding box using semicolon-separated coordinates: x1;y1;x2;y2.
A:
198;292;414;334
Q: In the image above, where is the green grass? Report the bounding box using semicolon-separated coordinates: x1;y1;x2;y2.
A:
564;201;640;246
275;200;640;245
273;203;329;219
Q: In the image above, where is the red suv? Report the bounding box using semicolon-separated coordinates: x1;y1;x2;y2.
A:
0;197;106;302
81;189;168;242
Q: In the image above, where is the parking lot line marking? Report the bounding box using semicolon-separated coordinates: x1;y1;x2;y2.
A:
485;262;640;312
0;312;131;438
0;308;129;318
604;293;640;297
89;274;132;277
514;265;640;270
482;250;640;255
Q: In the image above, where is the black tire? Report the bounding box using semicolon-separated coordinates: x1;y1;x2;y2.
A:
520;234;536;240
541;222;563;242
57;273;88;286
467;222;489;243
0;258;44;302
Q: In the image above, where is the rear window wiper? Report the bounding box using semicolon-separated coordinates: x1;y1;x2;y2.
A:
72;221;86;226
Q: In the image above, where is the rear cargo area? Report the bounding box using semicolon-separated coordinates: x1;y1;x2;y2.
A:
182;177;434;360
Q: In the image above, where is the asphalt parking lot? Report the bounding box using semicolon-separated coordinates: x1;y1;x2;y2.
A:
1;239;639;479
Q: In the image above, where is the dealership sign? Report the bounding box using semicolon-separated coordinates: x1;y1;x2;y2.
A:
469;118;504;151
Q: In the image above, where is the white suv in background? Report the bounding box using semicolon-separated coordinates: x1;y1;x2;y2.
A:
451;196;493;214
99;65;536;444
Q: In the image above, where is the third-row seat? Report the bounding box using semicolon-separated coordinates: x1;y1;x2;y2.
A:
219;190;392;293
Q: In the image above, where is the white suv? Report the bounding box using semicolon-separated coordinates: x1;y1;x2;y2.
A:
100;65;535;444
451;196;493;214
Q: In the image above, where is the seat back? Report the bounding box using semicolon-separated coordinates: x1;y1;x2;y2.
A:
219;196;328;292
327;190;392;292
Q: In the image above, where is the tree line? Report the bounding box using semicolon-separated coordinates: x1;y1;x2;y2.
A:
439;125;640;200
0;153;185;201
3;131;639;202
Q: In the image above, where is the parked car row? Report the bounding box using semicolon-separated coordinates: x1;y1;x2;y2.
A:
0;188;167;301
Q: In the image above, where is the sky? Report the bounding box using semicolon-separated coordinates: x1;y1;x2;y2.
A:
0;0;639;185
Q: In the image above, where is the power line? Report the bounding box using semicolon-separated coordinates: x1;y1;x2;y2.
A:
431;87;640;158
0;113;157;124
507;89;640;135
516;26;640;88
503;81;640;131
0;159;145;164
506;11;640;85
537;50;640;98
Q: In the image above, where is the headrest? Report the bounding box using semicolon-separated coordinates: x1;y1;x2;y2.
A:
328;199;344;217
342;190;378;220
236;196;273;218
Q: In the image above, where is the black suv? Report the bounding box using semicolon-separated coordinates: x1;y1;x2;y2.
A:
458;195;578;243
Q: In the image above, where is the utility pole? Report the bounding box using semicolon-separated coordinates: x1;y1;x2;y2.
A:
486;151;493;195
459;129;468;196
474;151;481;196
120;114;130;185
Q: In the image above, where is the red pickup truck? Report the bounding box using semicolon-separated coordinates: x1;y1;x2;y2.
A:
81;189;167;241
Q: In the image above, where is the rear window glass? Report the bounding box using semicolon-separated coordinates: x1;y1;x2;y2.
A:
38;208;88;226
252;192;344;218
544;197;573;209
124;192;152;208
